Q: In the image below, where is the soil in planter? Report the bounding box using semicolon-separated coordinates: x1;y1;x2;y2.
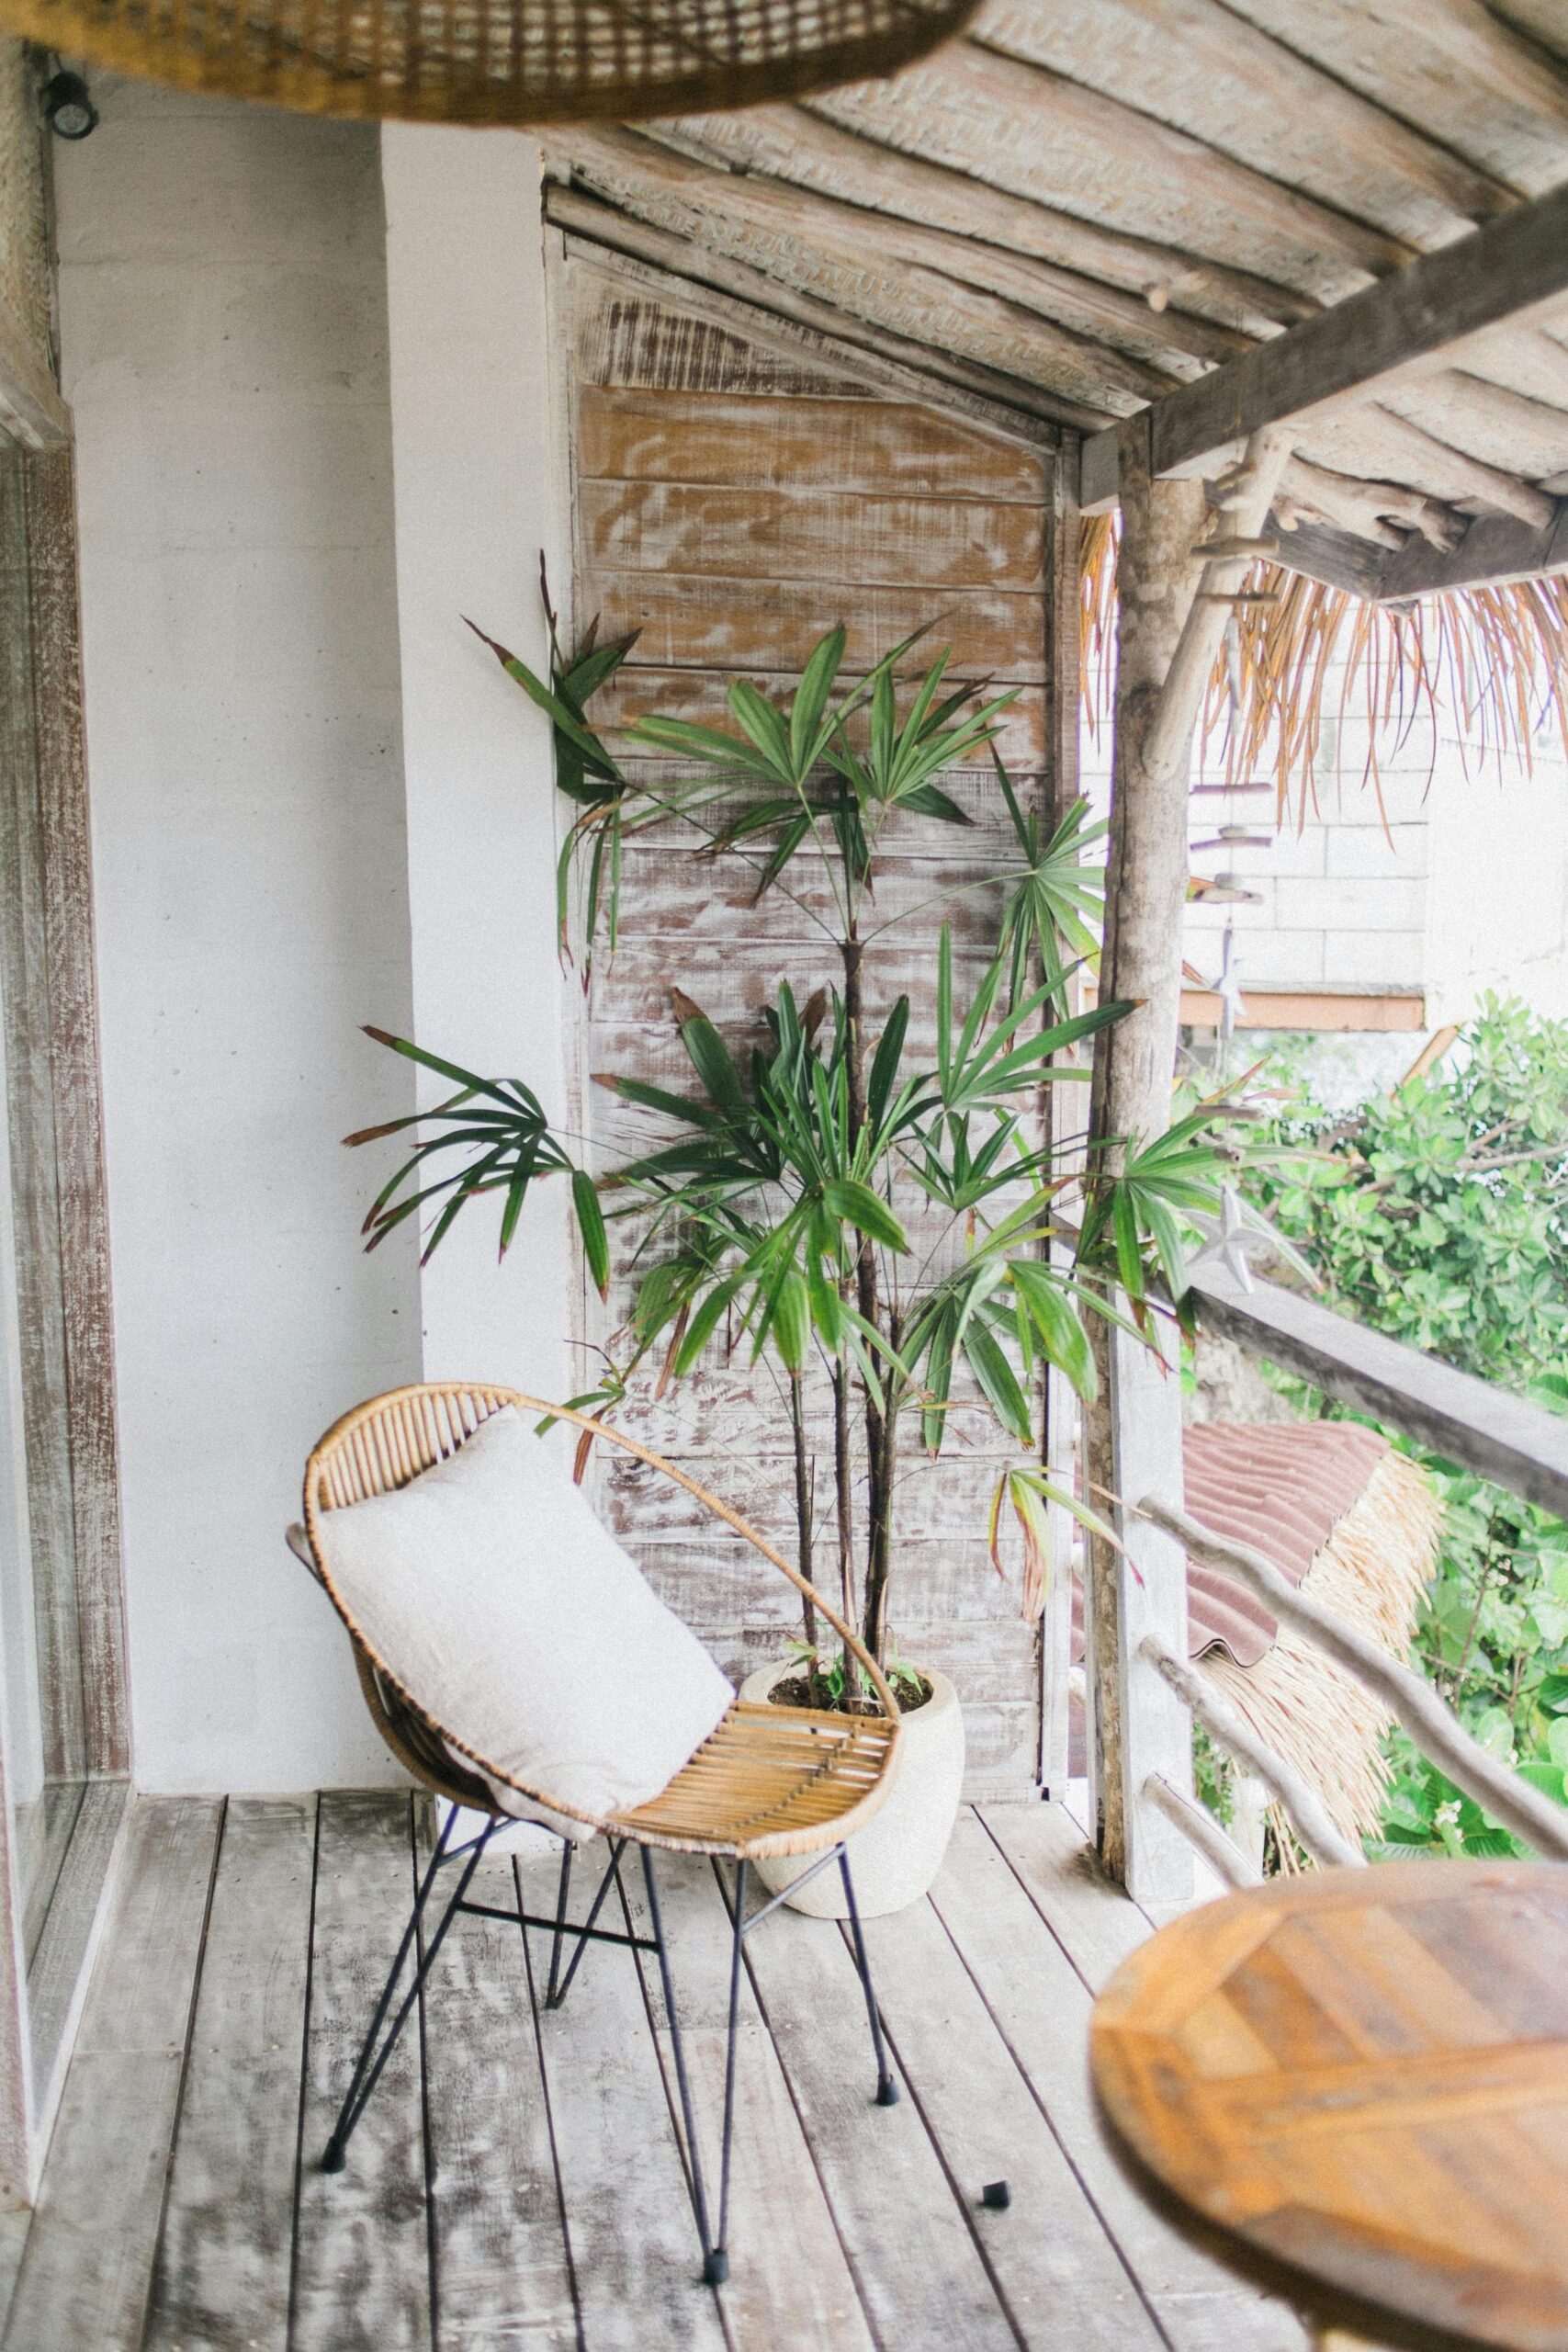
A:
769;1668;932;1715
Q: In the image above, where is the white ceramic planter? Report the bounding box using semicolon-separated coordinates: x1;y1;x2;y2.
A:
738;1660;964;1918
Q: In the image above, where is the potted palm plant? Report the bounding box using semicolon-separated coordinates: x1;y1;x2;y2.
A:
346;602;1226;1913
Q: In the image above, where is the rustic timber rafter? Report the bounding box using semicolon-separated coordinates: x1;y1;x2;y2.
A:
548;192;1067;445
1082;175;1568;597
547;126;1171;417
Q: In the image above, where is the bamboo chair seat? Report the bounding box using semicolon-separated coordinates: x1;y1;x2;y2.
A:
303;1382;903;1861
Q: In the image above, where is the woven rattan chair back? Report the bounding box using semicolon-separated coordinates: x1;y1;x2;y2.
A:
303;1382;901;1859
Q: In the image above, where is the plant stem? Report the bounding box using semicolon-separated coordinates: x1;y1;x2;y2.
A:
789;1369;818;1653
841;930;893;1675
863;1314;901;1668
831;1361;857;1701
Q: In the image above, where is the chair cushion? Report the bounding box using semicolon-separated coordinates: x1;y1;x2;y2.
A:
311;1407;733;1831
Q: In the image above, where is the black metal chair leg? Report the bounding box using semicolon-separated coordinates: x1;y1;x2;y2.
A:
640;1846;728;2288
321;1815;494;2171
546;1837;629;2010
713;1859;747;2274
839;1848;899;2106
544;1837;573;2008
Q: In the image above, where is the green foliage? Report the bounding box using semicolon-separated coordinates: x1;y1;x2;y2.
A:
349;605;1235;1692
1247;999;1568;1853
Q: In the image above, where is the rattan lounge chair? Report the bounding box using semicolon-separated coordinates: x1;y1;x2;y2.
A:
299;1381;904;2287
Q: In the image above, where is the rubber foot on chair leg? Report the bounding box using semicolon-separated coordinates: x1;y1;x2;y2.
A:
320;2138;346;2175
702;2249;729;2287
875;2075;900;2107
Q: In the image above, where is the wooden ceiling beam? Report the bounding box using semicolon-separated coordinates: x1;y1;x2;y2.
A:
1083;179;1568;493
683;102;1317;343
978;0;1515;240
550;125;1166;415
955;39;1414;280
1376;504;1568;599
545;187;1077;444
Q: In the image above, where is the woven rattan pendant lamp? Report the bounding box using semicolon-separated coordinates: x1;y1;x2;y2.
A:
4;0;977;122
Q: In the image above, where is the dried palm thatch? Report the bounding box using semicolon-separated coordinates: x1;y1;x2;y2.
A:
1079;511;1568;824
0;0;976;123
1200;1446;1441;1851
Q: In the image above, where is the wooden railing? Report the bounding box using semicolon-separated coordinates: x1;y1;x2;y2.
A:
1088;1253;1568;1905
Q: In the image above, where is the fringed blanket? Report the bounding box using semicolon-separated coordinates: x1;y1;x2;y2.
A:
1074;1422;1441;1845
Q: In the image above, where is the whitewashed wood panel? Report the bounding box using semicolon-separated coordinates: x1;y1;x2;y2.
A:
580;386;1048;500
587;571;1047;676
582;481;1045;591
574;277;871;397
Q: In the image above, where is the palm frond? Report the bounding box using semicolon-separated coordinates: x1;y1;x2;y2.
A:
1079;514;1568;823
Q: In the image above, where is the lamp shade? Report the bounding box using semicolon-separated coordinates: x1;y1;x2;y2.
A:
3;0;978;122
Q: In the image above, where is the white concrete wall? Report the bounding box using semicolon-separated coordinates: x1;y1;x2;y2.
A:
380;128;575;1403
57;84;422;1792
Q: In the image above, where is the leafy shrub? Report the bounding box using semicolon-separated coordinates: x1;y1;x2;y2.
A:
1247;999;1568;1854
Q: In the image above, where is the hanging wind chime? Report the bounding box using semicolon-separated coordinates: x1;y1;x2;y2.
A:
1189;617;1274;1069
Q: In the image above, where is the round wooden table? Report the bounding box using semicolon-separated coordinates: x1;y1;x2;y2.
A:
1090;1860;1568;2352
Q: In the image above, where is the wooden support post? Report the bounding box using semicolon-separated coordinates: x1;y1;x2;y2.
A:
1039;438;1081;1799
1081;413;1291;1890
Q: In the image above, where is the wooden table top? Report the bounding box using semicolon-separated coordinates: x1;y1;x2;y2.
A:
1090;1860;1568;2352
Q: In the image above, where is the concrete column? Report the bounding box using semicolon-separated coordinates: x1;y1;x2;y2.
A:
380;127;575;1397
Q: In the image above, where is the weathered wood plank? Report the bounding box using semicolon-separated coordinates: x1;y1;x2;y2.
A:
978;0;1512;247
556;129;1170;412
2;1797;221;2352
1104;179;1568;486
292;1792;433;2352
669;105;1286;346
620;1853;876;2350
574;277;869;398
515;1847;728;2350
1190;1254;1568;1521
579;386;1048;500
850;1878;1167;2348
585;571;1047;676
25;1778;129;2118
143;1796;315;2352
940;1810;1310;2352
419;1844;579;2350
739;1872;1017;2347
25;446;129;1781
581;481;1045;592
1226;0;1568;198
816;44;1404;301
554;198;1083;436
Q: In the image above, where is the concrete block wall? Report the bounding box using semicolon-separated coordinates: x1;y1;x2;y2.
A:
57;84;423;1792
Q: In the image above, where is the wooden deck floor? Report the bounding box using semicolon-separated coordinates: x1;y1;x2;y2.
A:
0;1793;1309;2352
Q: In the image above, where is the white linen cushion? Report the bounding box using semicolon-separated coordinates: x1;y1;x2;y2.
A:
311;1407;733;1830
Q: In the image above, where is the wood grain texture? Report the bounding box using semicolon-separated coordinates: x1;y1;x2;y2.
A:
581;480;1045;590
1;1797;220;2352
292;1793;433;2352
946;1809;1311;2352
144;1797;314;2352
571;269;1053;1799
1090;1860;1568;2351
579;385;1048;500
516;1846;729;2350
740;1877;1017;2348
419;1843;579;2350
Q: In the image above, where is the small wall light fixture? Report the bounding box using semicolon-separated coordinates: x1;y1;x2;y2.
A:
41;69;97;139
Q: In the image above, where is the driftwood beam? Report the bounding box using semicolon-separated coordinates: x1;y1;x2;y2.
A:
1081;178;1568;488
547;188;1072;441
1146;1502;1568;1863
1140;1639;1362;1871
1189;1257;1568;1522
1143;1771;1263;1891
